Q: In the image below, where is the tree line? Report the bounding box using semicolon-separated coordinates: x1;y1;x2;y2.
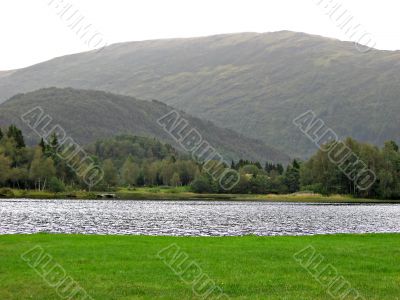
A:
0;125;399;199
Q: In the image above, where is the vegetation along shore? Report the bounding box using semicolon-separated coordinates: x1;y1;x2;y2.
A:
1;124;400;201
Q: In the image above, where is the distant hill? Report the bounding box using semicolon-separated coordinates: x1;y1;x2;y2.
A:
0;70;14;79
0;88;289;163
1;31;399;157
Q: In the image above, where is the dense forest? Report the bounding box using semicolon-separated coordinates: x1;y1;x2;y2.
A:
0;125;399;199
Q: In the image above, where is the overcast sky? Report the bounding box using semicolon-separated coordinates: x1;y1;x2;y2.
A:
1;0;399;70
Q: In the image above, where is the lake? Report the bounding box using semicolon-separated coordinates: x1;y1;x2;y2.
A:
1;199;399;236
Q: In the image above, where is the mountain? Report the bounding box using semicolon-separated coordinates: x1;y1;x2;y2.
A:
0;70;14;79
0;88;289;163
1;31;399;157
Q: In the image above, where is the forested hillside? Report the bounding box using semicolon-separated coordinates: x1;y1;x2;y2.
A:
0;31;399;157
0;88;289;163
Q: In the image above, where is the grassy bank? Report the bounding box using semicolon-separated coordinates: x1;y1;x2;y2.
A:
0;187;398;203
116;187;393;202
0;234;399;299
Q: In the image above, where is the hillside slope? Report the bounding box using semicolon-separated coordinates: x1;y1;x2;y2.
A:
0;88;289;163
1;31;399;157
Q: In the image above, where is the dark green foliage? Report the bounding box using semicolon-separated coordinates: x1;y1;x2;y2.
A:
49;133;59;150
39;138;46;152
190;176;214;193
249;175;270;194
301;138;400;199
48;177;66;193
386;140;399;152
277;164;284;175
88;135;199;188
6;125;25;148
265;162;284;175
0;124;399;199
292;159;300;170
88;135;177;168
241;164;262;176
233;159;264;170
136;171;145;186
0;127;201;191
283;160;301;193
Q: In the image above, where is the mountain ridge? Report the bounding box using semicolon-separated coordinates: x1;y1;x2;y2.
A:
0;87;290;163
1;31;399;157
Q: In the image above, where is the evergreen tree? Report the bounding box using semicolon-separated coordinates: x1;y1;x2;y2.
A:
292;159;300;170
283;160;300;193
254;161;262;169
50;132;59;150
277;163;284;175
39;138;46;152
6;125;25;148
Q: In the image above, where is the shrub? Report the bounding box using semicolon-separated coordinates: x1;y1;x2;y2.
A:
301;184;327;195
0;188;14;198
191;176;213;193
48;177;66;193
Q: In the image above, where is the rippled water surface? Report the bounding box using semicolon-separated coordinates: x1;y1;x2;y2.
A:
1;199;400;236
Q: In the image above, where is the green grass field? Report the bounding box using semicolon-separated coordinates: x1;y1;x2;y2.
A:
0;234;399;299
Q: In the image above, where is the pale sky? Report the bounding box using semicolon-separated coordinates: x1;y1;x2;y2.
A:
1;0;399;70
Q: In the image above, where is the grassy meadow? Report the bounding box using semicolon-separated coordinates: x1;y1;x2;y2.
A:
0;234;399;299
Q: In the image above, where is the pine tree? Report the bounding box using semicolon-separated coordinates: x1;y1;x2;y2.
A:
283;160;301;193
50;132;59;149
277;164;284;175
39;138;46;152
292;159;300;170
254;161;262;169
7;125;25;148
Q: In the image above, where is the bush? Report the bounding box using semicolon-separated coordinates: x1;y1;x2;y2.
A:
190;177;213;193
48;177;66;193
249;175;270;194
0;188;14;198
301;184;327;195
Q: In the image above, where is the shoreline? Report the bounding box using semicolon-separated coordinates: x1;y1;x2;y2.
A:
1;188;399;203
